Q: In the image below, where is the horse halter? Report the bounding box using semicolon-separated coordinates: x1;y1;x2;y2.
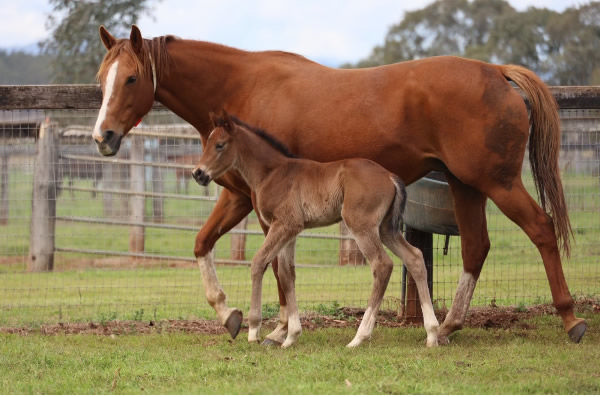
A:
149;53;157;94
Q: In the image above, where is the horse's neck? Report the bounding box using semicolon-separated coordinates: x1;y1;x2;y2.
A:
155;40;252;136
233;130;290;189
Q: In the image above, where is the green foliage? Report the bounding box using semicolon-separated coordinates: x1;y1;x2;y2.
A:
39;0;156;83
347;0;600;85
0;50;52;84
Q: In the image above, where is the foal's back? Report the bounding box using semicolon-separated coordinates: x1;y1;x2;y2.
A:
256;157;396;229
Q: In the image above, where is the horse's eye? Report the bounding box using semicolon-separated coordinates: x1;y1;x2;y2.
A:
215;142;226;151
126;75;137;85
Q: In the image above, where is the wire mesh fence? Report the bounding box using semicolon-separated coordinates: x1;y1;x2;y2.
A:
0;87;599;326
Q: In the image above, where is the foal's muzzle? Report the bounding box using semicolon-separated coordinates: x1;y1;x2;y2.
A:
192;167;211;186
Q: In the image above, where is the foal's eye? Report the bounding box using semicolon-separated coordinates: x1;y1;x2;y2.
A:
126;75;137;85
215;142;226;151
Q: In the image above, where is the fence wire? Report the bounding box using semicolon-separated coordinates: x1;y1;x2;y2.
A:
0;107;598;326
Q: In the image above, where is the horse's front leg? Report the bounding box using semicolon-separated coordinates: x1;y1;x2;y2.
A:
194;188;253;338
248;222;300;344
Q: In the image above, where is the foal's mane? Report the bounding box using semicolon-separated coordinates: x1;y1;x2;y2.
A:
213;115;297;158
96;35;175;82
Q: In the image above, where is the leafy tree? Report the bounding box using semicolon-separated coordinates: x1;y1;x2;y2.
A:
346;0;600;85
40;0;156;83
0;50;52;84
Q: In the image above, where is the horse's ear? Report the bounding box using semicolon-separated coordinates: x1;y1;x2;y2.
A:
130;25;143;55
99;25;116;50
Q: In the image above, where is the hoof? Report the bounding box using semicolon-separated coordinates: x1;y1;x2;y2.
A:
437;334;450;345
261;338;282;347
567;320;587;343
225;309;243;339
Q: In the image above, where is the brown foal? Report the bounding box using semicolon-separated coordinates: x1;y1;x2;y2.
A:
192;111;439;348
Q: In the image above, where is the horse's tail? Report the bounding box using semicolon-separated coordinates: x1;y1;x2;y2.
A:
499;64;573;256
388;174;407;239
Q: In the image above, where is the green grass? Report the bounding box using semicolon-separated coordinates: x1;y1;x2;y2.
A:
1;312;599;394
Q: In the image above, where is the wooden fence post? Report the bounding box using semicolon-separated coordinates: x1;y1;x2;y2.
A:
0;153;8;225
231;216;248;261
150;139;164;222
339;221;366;265
129;135;145;253
402;226;433;323
28;121;58;272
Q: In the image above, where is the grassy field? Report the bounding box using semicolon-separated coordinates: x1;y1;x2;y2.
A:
1;168;599;326
1;310;599;394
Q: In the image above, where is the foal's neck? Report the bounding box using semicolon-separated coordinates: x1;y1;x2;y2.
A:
232;130;292;189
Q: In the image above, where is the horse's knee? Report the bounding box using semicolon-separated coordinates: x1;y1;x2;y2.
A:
194;231;213;258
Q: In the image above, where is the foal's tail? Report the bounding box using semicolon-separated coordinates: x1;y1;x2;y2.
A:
388;174;407;239
500;64;573;256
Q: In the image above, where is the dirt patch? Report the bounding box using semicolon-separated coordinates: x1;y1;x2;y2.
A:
1;298;598;337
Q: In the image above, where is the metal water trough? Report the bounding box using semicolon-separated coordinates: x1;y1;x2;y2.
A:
403;172;458;236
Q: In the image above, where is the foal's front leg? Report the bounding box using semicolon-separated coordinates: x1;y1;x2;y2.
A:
248;222;300;343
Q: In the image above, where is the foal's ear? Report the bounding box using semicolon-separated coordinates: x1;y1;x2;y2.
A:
220;110;235;134
208;111;219;128
99;25;116;50
130;25;144;55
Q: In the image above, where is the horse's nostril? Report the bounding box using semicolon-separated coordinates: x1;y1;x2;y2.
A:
104;130;115;141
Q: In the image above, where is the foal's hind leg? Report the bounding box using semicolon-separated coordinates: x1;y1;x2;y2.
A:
275;239;303;348
486;181;586;342
346;228;394;348
381;230;439;347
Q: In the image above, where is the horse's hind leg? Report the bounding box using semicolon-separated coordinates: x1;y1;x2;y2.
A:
486;181;586;342
438;177;490;344
381;229;439;347
346;228;394;348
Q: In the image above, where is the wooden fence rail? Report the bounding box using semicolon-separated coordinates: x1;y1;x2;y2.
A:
2;84;600;110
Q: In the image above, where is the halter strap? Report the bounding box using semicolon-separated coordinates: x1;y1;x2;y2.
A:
149;53;157;94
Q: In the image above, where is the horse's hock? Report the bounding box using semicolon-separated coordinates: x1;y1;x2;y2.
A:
402;171;459;323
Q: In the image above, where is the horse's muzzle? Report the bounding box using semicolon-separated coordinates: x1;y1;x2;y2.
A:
94;130;122;157
192;167;211;186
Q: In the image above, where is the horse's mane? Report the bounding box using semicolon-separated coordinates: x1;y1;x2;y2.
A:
213;115;297;158
96;35;175;83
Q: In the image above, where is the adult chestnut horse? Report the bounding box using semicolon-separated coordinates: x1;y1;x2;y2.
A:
93;25;586;345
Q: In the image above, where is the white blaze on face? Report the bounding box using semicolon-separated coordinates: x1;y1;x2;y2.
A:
92;61;119;142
